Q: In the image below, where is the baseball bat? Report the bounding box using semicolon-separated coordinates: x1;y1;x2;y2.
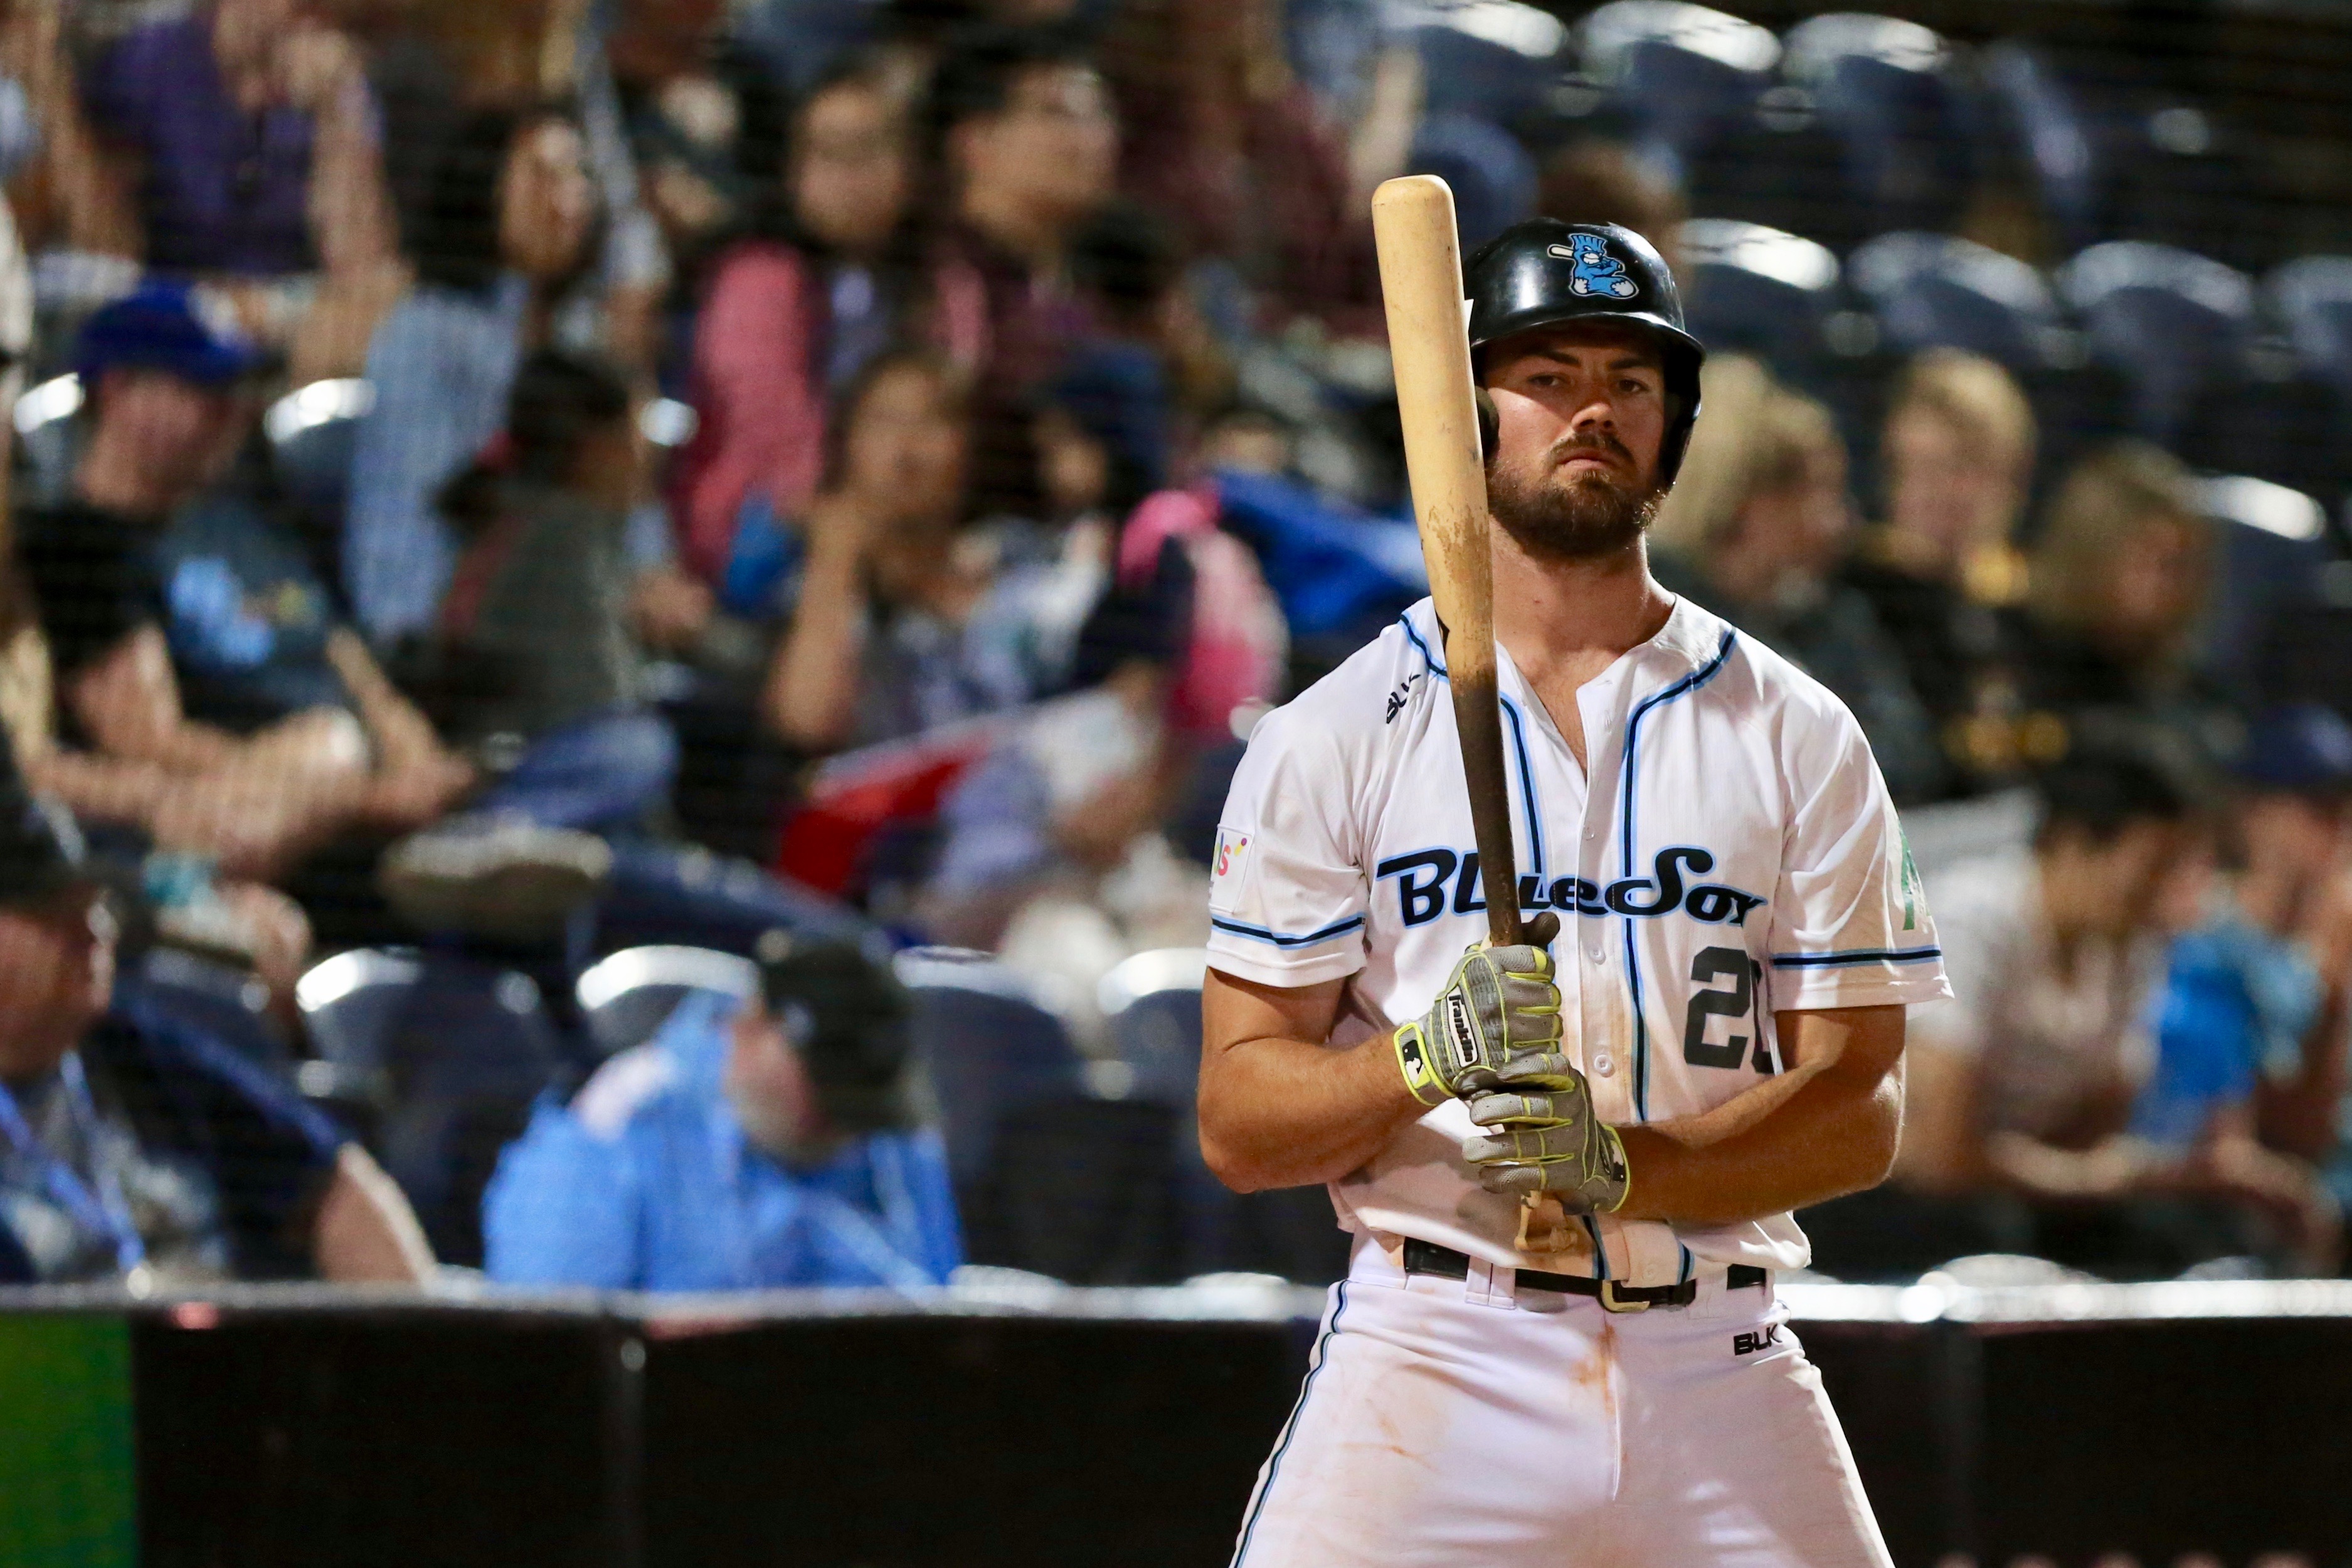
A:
1372;176;1576;1256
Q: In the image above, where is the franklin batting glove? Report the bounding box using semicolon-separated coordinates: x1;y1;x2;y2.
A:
1392;926;1569;1106
1461;1081;1631;1213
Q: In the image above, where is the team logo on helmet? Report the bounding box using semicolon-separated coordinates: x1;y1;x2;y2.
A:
1550;233;1639;301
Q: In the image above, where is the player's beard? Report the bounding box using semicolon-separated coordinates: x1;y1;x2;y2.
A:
1486;432;1660;562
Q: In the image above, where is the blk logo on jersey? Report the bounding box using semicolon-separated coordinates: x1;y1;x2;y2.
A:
1734;1325;1782;1357
1375;845;1767;930
1550;234;1638;300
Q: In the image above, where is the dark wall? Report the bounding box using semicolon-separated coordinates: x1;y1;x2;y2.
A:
80;1301;2352;1567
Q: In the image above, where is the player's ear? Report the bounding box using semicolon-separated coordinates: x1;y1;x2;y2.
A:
1473;386;1498;465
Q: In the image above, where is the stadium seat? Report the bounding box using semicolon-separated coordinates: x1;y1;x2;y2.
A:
983;1095;1187;1285
896;948;1114;1274
294;946;421;1104
11;371;83;507
2195;474;2336;709
893;948;1083;1189
262;377;372;521
297;947;566;1266
2268;257;2352;409
1978;40;2104;255
1576;0;1778;184
1845;231;2067;373
1411;0;1567;132
1089;946;1348;1285
1678;217;1843;371
1096;946;1210;1108
2058;240;2254;446
574;944;756;1062
1780;14;1982;241
1406;112;1537;252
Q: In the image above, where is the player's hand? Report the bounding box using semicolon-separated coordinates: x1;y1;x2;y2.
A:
1392;924;1568;1106
1461;1081;1631;1213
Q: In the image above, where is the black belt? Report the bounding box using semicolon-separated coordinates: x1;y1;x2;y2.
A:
1401;1238;1768;1313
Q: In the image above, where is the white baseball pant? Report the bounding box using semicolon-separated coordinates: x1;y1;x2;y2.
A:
1229;1236;1894;1567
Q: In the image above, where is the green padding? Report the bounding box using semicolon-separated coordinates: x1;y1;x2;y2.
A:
0;1315;135;1568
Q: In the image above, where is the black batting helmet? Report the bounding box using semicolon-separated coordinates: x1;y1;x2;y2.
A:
1465;219;1706;485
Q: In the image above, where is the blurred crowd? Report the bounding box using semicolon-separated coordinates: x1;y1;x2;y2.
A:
0;0;2350;1296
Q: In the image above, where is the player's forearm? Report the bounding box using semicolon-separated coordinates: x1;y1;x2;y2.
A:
1613;1069;1901;1226
1609;1007;1908;1227
1198;1034;1428;1193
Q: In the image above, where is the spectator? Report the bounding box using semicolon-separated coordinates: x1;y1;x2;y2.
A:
1808;741;2337;1280
72;0;403;374
1841;350;2037;794
670;55;982;590
1066;197;1228;447
344;103;603;647
12;283;479;886
2011;442;2227;765
2139;707;2352;1221
931;24;1118;507
919;553;1250;1042
607;0;788;285
482;936;960;1291
11;289;850;955
423;347;665;813
0;778;435;1285
1099;0;1379;336
1650;367;1946;803
761;347;1058;751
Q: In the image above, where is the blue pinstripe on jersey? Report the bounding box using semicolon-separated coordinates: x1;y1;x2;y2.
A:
1621;628;1739;1121
1210;914;1369;948
1768;946;1942;968
1231;1282;1350;1565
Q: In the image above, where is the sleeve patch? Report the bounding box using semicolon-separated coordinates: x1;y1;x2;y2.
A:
1208;825;1253;915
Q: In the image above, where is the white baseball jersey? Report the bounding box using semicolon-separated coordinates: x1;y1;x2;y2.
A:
1205;593;1952;1286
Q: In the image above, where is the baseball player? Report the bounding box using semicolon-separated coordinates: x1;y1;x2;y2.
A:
1198;220;1951;1567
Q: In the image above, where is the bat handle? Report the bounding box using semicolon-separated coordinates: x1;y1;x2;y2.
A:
1516;1192;1576;1254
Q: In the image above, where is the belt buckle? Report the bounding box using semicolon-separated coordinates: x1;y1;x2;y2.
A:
1596;1280;1651;1315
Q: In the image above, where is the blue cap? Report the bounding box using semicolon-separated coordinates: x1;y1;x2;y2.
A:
76;282;263;388
2234;704;2352;793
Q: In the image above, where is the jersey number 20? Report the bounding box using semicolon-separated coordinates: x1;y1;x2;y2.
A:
1683;946;1769;1073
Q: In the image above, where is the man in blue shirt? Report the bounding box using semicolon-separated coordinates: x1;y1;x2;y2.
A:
482;939;960;1291
0;748;437;1285
2131;706;2351;1271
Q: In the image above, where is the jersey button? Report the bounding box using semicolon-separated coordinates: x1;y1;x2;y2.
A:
1591;1052;1615;1077
1586;943;1605;962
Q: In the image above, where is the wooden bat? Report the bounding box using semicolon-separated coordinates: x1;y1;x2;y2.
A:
1371;176;1577;1256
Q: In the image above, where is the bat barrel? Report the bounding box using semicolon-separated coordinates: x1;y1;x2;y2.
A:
1372;176;1523;950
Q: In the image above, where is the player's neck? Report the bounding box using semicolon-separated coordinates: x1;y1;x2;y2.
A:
1490;527;1675;677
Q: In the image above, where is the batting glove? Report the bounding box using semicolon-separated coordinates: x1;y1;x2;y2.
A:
1461;1082;1631;1213
1392;921;1569;1106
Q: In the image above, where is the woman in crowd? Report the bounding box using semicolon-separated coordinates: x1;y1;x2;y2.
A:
1650;360;1946;803
2012;442;2227;763
1841;349;2037;793
343;103;604;647
670;55;982;595
761;347;1056;753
